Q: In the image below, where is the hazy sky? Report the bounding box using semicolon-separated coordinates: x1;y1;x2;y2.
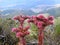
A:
0;0;60;10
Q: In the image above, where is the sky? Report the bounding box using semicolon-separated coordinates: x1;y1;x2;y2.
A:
0;0;60;10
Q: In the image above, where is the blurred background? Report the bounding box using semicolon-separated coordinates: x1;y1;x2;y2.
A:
0;0;60;45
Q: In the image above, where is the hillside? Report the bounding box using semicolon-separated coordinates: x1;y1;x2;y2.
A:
0;7;60;18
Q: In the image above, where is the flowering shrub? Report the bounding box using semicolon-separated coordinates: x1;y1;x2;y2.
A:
12;26;30;38
28;14;54;28
12;14;54;45
28;14;54;45
12;15;30;45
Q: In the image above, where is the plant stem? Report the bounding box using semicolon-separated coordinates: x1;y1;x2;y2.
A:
38;29;44;45
19;37;26;45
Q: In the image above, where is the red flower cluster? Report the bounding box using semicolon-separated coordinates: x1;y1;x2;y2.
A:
12;14;54;45
28;14;54;45
12;26;30;38
28;14;54;29
12;15;30;38
13;15;30;25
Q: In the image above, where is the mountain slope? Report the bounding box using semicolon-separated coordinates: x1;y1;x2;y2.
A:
0;6;60;18
46;7;60;17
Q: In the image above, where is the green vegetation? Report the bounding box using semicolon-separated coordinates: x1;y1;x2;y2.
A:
0;16;60;45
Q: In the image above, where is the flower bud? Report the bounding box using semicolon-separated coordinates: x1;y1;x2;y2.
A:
20;18;24;21
16;32;20;38
13;16;19;20
23;16;30;19
48;16;54;21
37;22;43;29
24;26;30;31
19;25;23;29
28;19;33;23
16;32;24;38
32;16;36;19
12;28;17;32
37;14;45;20
24;31;30;35
34;21;37;25
12;28;20;32
43;18;48;23
48;20;54;25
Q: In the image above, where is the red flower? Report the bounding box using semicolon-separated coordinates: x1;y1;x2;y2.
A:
48;16;54;21
28;19;34;23
32;15;37;19
24;26;30;31
22;16;30;19
16;32;24;38
37;21;43;29
34;21;38;25
18;25;23;30
24;31;30;35
12;28;20;32
43;18;48;23
48;20;54;25
13;16;19;20
16;32;21;38
12;28;17;32
37;14;45;20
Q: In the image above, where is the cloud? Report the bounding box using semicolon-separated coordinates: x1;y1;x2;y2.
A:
31;4;53;13
54;4;60;7
31;4;60;13
47;4;60;10
31;8;43;13
30;0;40;2
1;4;18;8
0;4;18;10
5;4;17;7
0;0;26;8
36;5;54;7
0;0;3;2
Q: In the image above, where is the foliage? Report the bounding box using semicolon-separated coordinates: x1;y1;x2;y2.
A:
54;17;60;36
0;16;60;45
0;18;18;45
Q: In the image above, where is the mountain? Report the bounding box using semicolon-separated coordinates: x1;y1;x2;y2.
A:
46;7;60;17
0;9;21;18
31;5;60;17
0;9;37;18
0;6;60;18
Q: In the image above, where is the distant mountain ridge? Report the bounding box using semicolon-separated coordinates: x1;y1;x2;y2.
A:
0;6;60;18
